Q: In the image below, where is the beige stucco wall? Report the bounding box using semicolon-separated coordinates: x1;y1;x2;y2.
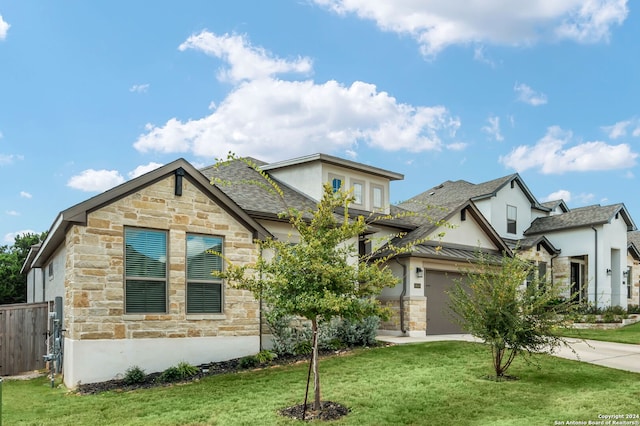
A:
63;175;260;342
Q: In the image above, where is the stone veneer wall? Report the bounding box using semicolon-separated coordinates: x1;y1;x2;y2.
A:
377;296;426;336
63;175;260;342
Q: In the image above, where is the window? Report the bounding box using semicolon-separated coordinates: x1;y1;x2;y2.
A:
48;263;54;280
627;267;633;299
186;234;223;314
372;185;383;210
331;178;343;193
506;205;517;234
125;228;167;313
352;181;364;205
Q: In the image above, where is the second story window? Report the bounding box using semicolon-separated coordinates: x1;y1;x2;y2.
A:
352;182;363;205
507;205;517;234
332;178;342;193
372;185;383;210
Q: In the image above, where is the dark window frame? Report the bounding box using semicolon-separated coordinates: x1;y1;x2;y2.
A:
506;204;517;234
186;233;224;314
124;227;168;314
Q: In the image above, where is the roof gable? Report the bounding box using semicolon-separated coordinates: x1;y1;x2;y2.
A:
29;159;270;269
525;203;636;235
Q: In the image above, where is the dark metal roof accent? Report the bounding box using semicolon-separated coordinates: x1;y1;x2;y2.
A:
525;203;636;235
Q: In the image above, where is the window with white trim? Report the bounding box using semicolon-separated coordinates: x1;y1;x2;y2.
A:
507;205;517;234
186;234;223;314
352;181;364;206
372;185;383;210
328;173;344;193
124;228;167;313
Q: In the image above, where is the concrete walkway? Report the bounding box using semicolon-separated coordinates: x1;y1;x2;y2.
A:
377;334;640;374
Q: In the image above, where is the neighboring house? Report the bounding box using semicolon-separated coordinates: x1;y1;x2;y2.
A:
22;153;638;386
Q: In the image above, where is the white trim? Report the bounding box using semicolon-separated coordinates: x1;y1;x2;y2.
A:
63;335;259;388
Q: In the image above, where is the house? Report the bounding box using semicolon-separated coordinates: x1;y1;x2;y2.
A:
22;153;638;386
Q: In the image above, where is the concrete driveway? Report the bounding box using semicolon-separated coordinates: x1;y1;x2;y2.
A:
377;334;640;374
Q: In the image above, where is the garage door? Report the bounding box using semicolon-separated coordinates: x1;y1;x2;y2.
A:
424;270;464;335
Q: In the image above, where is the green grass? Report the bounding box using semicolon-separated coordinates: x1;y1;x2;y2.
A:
3;342;640;425
560;321;640;344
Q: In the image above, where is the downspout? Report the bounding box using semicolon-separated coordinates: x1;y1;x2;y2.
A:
259;246;264;351
394;258;407;334
592;226;598;310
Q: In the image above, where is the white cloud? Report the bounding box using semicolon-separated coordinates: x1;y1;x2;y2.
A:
179;31;313;83
0;15;9;40
514;83;548;106
67;169;125;192
446;142;467;151
5;210;19;216
20;191;32;199
129;84;150;93
555;0;628;43
499;126;638;174
3;230;37;244
473;46;496;67
543;189;571;202
128;162;163;179
134;31;460;162
313;0;628;56
602;120;630;139
0;154;24;165
482;116;503;141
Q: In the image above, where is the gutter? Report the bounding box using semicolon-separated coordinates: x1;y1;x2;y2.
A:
394;258;407;334
592;226;598;309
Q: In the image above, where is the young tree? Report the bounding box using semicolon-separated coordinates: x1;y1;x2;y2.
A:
0;232;47;304
214;181;399;413
448;251;572;379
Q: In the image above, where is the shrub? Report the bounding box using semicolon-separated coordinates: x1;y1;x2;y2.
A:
239;356;258;369
255;350;276;364
158;362;199;383
335;316;380;347
123;365;146;385
628;304;640;314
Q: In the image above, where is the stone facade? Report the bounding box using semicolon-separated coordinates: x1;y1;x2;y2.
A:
63;175;260;343
627;253;640;307
377;296;426;335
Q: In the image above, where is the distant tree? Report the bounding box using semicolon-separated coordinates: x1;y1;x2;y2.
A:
0;232;47;304
448;251;573;379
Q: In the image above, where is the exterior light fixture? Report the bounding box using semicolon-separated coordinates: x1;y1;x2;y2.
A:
416;267;424;278
606;268;612;276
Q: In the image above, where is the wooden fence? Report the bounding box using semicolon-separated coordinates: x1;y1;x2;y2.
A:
0;303;48;376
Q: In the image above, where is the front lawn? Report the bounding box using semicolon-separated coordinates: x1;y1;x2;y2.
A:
560;322;640;344
3;341;640;425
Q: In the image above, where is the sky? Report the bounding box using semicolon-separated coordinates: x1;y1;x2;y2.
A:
1;0;639;244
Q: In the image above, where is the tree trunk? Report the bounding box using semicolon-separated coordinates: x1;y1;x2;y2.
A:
311;318;321;411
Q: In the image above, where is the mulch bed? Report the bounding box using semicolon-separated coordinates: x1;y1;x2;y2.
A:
75;349;355;395
280;401;350;421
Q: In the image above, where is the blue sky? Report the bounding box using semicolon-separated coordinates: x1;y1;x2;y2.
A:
1;1;638;244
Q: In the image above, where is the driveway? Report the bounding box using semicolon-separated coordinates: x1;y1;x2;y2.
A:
377;334;640;374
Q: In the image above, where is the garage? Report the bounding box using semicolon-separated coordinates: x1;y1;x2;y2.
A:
424;270;465;335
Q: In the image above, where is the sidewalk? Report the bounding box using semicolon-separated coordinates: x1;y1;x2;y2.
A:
377;334;640;374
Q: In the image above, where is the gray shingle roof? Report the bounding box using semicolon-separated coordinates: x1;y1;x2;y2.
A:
200;157;319;219
525;203;635;235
